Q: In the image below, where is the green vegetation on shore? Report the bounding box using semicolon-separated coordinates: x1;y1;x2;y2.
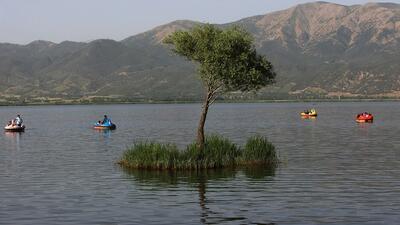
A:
118;135;278;170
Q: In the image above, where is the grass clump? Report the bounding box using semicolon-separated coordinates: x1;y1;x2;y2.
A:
184;134;241;169
119;135;278;170
119;142;181;170
241;135;278;166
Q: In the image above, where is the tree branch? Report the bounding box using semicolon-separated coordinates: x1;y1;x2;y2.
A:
208;95;218;105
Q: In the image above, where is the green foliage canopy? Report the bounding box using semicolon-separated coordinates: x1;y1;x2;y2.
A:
164;24;276;94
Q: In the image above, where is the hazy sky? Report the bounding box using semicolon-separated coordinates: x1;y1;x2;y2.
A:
1;0;399;44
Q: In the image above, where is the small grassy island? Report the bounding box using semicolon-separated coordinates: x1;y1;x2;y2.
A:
119;24;277;170
118;135;278;170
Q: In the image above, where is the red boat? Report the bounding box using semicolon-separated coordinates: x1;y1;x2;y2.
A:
356;112;373;123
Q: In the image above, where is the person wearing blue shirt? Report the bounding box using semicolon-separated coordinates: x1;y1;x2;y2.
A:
102;115;111;125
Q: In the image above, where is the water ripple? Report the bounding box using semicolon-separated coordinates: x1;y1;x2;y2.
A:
0;102;399;224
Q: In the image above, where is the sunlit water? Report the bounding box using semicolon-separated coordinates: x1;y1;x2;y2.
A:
0;102;399;224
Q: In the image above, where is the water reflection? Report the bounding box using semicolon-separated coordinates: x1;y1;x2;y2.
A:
123;169;237;186
242;166;276;180
355;121;372;137
123;167;276;224
94;128;114;138
301;116;317;120
4;131;22;151
123;167;276;186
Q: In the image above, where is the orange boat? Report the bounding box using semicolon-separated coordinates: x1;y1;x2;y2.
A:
4;124;25;132
356;112;373;123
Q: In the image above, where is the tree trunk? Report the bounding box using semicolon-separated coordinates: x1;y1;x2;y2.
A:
197;92;212;150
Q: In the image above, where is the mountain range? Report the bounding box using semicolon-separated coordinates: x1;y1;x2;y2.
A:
1;1;400;104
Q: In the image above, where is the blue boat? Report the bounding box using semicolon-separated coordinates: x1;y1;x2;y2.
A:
93;122;116;130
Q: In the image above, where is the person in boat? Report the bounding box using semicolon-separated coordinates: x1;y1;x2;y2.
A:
361;112;369;117
14;115;23;127
304;109;316;115
102;115;111;126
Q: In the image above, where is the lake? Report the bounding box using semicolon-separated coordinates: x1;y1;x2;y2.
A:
0;102;399;224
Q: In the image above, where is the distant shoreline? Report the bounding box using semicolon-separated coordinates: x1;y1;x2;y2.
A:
1;98;400;107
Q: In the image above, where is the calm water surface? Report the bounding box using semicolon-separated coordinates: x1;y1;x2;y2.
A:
0;102;399;224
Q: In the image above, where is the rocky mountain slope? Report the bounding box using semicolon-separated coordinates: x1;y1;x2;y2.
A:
0;2;399;103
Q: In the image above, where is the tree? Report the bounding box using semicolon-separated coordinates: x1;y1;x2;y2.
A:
164;24;276;150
